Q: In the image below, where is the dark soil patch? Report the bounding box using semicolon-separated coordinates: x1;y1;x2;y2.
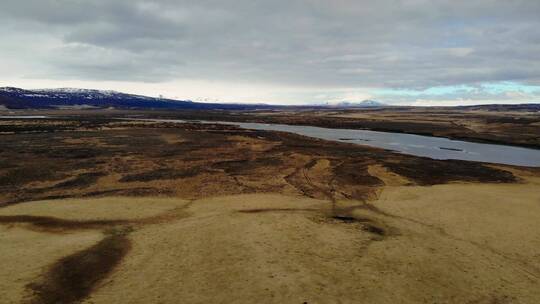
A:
26;228;132;304
330;214;392;239
384;159;516;185
119;167;204;182
211;157;283;175
333;161;383;187
0;166;68;188
238;208;317;214
362;224;386;236
331;215;358;223
0;215;128;232
47;148;103;160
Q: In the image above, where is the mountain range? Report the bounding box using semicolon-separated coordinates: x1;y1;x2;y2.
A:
0;87;279;110
0;87;392;110
1;87;538;111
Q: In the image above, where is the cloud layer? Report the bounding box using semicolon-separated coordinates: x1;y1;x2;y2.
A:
1;0;539;104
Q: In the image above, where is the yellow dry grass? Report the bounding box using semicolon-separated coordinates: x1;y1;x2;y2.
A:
1;181;540;303
375;181;540;274
85;189;540;303
0;197;189;221
0;227;102;304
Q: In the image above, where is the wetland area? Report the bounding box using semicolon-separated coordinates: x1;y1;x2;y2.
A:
1;109;539;304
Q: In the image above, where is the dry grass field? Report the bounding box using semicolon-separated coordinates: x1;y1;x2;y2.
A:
0;115;539;303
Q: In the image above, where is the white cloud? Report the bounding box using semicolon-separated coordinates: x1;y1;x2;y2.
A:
0;0;539;105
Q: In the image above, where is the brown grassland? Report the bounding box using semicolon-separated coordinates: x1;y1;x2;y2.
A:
0;112;539;304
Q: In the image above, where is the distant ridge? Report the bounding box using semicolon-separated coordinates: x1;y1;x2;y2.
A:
1;87;538;111
451;103;540;112
0;87;389;110
0;87;277;110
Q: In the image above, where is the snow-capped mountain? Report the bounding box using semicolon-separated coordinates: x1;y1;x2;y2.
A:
332;100;386;108
0;87;275;110
3;87;157;101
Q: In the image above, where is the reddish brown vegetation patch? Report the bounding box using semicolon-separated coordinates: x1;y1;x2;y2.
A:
383;159;516;185
0;114;519;209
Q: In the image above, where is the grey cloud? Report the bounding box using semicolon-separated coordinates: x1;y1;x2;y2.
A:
1;0;540;91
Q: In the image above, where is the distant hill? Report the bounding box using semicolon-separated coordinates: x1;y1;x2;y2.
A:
1;87;538;112
451;103;540;112
0;87;390;110
331;100;386;108
0;87;277;110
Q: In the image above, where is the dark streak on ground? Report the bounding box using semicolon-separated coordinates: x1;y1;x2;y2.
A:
330;213;394;240
26;227;132;304
238;208;318;214
0;215;128;232
0;187;174;209
2;201;194;304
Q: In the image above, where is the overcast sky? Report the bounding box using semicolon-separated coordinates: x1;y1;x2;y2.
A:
1;0;539;105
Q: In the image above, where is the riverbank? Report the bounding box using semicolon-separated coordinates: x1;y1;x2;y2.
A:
126;118;540;167
88;108;539;149
0;116;518;207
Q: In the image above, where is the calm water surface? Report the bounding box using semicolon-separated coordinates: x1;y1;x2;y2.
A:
178;119;540;167
0;115;48;119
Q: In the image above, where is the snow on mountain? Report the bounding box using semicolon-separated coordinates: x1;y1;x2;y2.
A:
332;100;386;108
0;86;183;109
31;88;152;100
0;87;277;110
0;87;26;93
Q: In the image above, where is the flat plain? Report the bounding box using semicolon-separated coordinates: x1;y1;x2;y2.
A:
1;110;539;304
